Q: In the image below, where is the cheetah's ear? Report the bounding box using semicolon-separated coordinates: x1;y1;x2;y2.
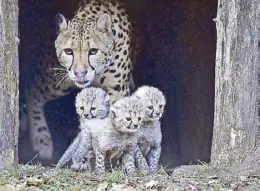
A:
97;13;112;33
55;13;68;35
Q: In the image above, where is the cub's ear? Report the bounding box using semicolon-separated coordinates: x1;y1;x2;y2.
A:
55;13;68;35
110;106;118;118
110;110;116;119
96;13;112;33
104;93;110;103
133;86;148;98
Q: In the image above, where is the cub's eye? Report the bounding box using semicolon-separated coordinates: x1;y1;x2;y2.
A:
159;105;163;108
126;117;131;121
64;48;73;55
80;106;84;110
148;106;153;110
138;117;142;121
91;107;96;110
89;48;98;55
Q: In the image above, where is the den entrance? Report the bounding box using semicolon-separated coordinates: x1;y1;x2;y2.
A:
19;0;217;167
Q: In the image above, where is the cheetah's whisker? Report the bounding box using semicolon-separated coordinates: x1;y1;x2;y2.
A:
48;67;67;72
52;72;66;77
56;75;68;88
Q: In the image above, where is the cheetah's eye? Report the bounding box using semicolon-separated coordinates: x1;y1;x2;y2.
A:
138;117;141;121
91;107;96;110
148;106;153;110
126;117;131;121
89;48;98;55
159;105;163;109
80;106;84;110
64;48;73;55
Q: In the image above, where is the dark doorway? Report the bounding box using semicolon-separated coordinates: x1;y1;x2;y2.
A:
19;0;217;167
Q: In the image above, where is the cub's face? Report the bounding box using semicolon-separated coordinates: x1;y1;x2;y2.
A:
75;88;110;120
133;86;166;121
55;13;114;88
110;97;145;134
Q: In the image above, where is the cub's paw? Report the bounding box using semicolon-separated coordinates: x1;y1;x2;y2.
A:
71;163;88;171
125;168;136;176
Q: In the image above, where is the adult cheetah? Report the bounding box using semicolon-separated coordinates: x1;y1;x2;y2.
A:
22;0;139;160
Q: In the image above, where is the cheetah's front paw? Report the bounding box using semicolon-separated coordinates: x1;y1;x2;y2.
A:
139;169;149;176
32;134;53;160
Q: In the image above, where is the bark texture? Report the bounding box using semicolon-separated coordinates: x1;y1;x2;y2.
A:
257;3;260;149
211;0;259;165
0;0;19;169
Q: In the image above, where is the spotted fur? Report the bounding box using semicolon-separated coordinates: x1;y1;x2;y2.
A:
23;0;139;160
75;87;110;124
92;96;145;175
56;87;110;170
132;86;166;173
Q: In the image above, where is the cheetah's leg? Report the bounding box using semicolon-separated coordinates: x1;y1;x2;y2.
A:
122;147;136;175
27;92;53;160
134;146;149;173
26;75;74;160
95;147;106;174
85;149;95;171
147;144;161;173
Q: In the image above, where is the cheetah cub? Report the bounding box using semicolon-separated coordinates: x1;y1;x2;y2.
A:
75;87;110;126
133;86;166;173
56;87;110;170
92;96;145;175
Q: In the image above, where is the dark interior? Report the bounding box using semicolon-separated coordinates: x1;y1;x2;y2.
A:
19;0;217;168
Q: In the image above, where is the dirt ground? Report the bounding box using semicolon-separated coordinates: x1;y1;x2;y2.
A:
0;163;259;191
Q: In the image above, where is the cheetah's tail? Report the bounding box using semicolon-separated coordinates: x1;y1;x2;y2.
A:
56;133;81;168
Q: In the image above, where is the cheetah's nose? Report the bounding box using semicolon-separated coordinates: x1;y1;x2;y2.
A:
75;70;87;78
133;124;139;129
84;114;89;118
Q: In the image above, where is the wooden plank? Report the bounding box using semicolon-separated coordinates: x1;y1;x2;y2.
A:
211;0;259;164
0;0;19;169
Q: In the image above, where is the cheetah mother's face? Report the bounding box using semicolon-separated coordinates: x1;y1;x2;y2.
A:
54;13;114;88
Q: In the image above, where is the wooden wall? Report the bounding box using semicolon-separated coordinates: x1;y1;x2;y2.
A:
0;0;19;169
